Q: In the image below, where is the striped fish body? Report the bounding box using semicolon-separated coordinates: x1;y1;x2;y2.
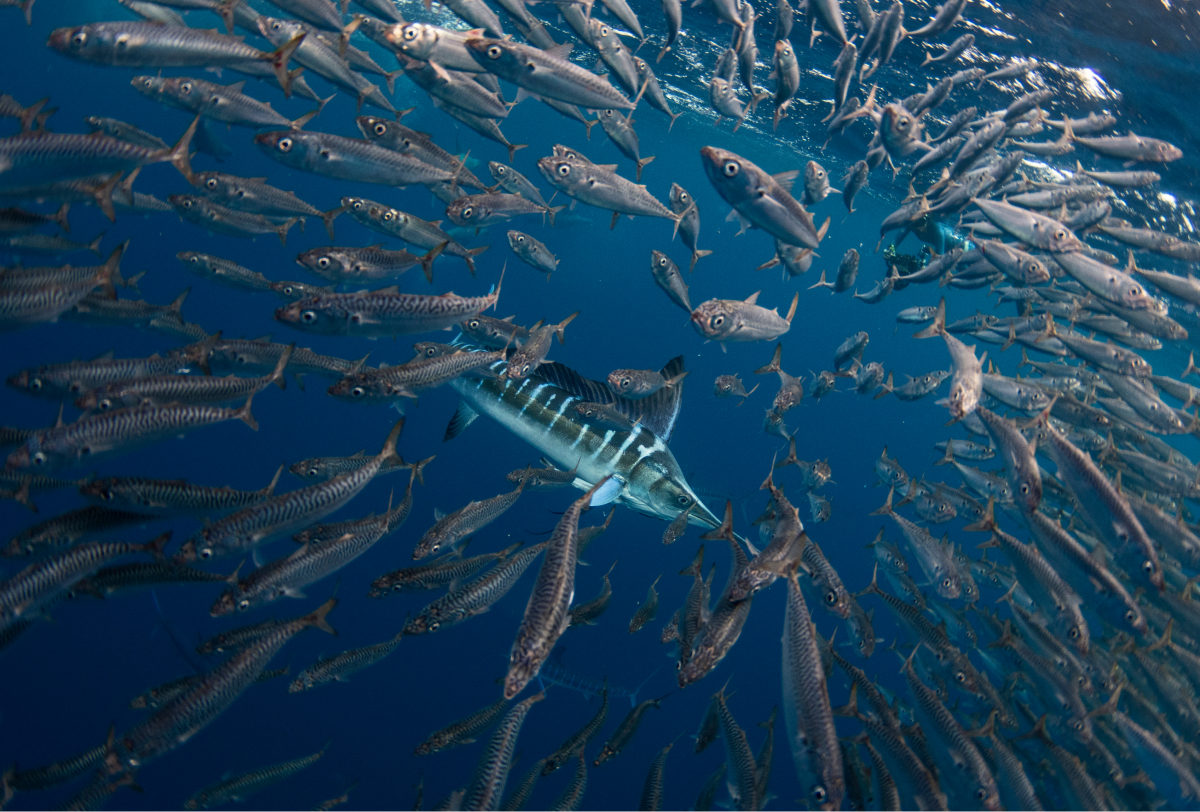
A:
180;423;400;561
360;117;489;191
639;742;673;811
171;195;296;242
782;572;845;810
370;542;518;596
5;505;152;557
414;698;509;755
80;473;276;515
289;454;406;482
543;687;608;774
505;482;603;698
152;77;295;129
403;542;546;634
289;632;402;692
0;261;117;329
462;692;544;811
77;370;269;411
595;697;661;766
553;749;588;810
5;399;256;472
213;513;388;613
176;336;359;380
295;478;415;545
328;348;503;402
196;616;285;656
118;599;335;768
256;128;448;185
49;22;273;68
183;747;325;809
716;692;759;811
449;355;718;528
414;479;525;559
276;287;499;337
6;743;107;791
0;536;163;629
679;571;752;685
75;561;230;598
0;130;169;189
569;569;613;625
340;198;476;260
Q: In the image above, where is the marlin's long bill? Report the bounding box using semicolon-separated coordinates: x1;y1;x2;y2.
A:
446;346;721;529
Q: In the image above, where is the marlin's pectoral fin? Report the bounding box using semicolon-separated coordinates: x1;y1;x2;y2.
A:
588;477;623;507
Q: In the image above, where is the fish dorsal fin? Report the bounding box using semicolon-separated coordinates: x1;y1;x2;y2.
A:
772;170;799;192
535;356;687;443
744;291;761;305
545;42;574;60
434;508;447;521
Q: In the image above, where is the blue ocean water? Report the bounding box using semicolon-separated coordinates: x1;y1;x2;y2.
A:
1;0;1198;809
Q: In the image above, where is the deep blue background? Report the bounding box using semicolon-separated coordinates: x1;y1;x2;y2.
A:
1;0;1198;809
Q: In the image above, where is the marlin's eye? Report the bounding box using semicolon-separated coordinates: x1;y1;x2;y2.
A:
277;138;293;152
723;161;739;177
317;257;330;268
301;311;317;323
374;123;387;135
557;164;571;177
677;496;689;505
487;45;501;58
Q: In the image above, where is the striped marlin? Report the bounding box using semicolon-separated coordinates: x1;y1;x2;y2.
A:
447;344;722;529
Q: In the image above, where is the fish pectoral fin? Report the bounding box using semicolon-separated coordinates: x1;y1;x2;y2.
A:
283;588;307;599
444;401;480;442
586;477;624;507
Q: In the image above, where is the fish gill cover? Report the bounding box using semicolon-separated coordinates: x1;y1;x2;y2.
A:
1;0;1199;809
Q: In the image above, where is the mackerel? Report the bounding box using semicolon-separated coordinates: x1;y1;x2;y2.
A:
177;251;274;293
338;197;488;273
183;745;326;809
403;542;548;634
543;686;608;774
288;632;403;692
372;541;521;596
6;397;258;472
275;280;501;338
255;130;449;186
176;420;403;561
414;473;528;559
115;599;336;768
416;698;510;755
461;692;544;811
506;478;608;698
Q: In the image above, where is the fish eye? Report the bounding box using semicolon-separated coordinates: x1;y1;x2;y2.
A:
306;467;319;477
403;27;417;40
487;45;501;58
278;138;293;152
1019;483;1029;494
351;387;364;397
31;452;46;466
99;398;114;410
317;257;330;268
824;591;836;604
723;161;739;177
200;548;212;559
429;621;439;631
516;235;524;244
272;21;282;29
1125;610;1137;623
975;789;987;800
301;311;317;323
352;200;363;210
677;495;689;505
600;25;609;34
1068;626;1079;639
462;206;473;218
205;178;218;190
383;211;394;221
942;578;952;588
238;599;250;611
621;377;631;387
283;286;295;296
1143;560;1156;574
72;31;87;46
29;379;41;391
468;319;481;329
710;315;724;328
955;671;966;683
557;164;571;177
374;123;387;135
812;788;827;803
431;543;440;552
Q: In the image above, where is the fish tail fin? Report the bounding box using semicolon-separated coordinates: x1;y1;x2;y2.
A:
278;217;297;246
912;296;945;338
582;118;597;140
305;597;339;635
963;496;997;532
507;143;528;164
291;94;332;131
263;463;285;496
934;442;954;466
754;343;783;375
874;371;893;399
1183;351;1199;379
635;155;655;182
90;172;121;223
166;116;199;184
268;344;294;389
141;531;172;562
380;418;405;465
267;33;306;97
420;242;447;284
680;544;703;577
320;205;344;241
546;204;567;227
784;291;799;323
689;249;712;273
868;485;894;516
95;241;127;299
854;563;883;598
699;500;735;541
807;270;834;291
51;201;70;233
236;391;258;431
831;682;859;718
405;454;435;486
